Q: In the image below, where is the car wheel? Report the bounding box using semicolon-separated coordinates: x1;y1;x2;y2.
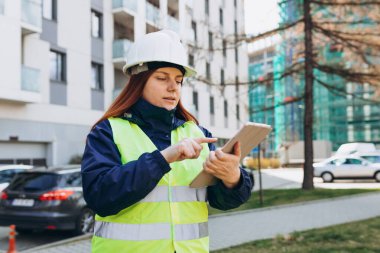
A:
75;207;94;235
321;172;334;183
375;172;380;182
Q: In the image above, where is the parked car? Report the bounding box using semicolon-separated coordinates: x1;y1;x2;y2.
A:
0;165;94;234
0;164;34;192
313;155;380;183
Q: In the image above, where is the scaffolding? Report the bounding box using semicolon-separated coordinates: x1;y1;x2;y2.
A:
248;0;380;155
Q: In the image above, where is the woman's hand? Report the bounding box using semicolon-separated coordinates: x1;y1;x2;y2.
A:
203;142;241;189
161;137;217;163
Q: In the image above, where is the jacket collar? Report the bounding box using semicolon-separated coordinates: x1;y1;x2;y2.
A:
123;98;186;130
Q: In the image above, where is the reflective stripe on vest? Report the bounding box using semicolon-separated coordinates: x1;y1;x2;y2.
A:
94;221;208;241
141;185;206;202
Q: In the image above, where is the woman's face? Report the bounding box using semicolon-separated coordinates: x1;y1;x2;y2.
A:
142;67;184;111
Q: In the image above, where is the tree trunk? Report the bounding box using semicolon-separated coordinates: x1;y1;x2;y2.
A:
303;0;315;190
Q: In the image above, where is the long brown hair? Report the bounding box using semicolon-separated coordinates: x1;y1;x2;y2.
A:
93;70;199;128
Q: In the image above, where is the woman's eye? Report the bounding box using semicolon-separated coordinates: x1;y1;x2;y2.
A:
176;81;183;85
157;77;166;81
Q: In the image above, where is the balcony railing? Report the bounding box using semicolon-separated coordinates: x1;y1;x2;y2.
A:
21;0;42;30
167;15;179;32
146;2;160;25
113;39;133;59
21;65;40;92
112;0;137;13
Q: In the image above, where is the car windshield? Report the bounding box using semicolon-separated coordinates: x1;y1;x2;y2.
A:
0;169;26;184
7;173;60;192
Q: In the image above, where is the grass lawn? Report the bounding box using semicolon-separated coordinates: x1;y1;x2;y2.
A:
212;216;380;253
208;188;380;216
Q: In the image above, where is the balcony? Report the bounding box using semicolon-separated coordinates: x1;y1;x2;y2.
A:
0;0;4;15
113;39;133;69
0;66;41;103
22;65;40;92
146;2;160;25
112;0;137;13
21;0;42;35
167;16;179;32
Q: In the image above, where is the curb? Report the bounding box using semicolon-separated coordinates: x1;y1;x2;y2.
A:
20;234;92;253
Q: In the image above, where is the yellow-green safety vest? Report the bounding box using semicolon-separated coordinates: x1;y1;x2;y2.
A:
92;118;210;253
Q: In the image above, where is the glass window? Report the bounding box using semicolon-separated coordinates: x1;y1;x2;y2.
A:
205;0;209;15
91;62;103;90
189;54;194;67
206;62;210;80
191;21;197;42
193;91;198;111
236;104;240;120
210;96;214;114
224;100;228;117
223;40;226;57
9;173;59;192
50;50;66;82
42;0;56;20
219;8;223;25
362;156;380;163
345;159;363;165
91;10;102;38
208;32;213;50
220;69;224;85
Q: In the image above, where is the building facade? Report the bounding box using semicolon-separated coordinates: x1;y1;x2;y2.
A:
0;0;248;166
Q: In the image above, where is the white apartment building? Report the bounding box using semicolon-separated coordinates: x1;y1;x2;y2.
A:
0;0;248;166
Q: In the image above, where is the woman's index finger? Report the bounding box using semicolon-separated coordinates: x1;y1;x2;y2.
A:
194;137;218;144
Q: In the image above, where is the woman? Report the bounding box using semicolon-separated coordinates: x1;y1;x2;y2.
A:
81;30;253;253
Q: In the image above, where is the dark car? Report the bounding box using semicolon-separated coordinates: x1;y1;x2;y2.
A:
0;165;94;234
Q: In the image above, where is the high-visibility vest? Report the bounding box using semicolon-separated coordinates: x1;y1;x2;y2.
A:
92;118;210;253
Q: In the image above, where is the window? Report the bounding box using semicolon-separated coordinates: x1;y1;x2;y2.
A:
220;69;224;85
191;21;197;42
91;62;103;90
208;32;213;50
235;76;239;93
205;0;209;15
91;10;102;38
219;8;223;25
189;54;194;67
234;20;238;35
236;104;240;120
193;91;198;111
50;50;66;82
234;0;237;7
235;47;238;63
224;100;228;118
206;62;210;80
210;96;214;114
42;0;57;20
222;40;226;57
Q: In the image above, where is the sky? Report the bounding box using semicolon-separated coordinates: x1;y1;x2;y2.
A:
244;0;280;35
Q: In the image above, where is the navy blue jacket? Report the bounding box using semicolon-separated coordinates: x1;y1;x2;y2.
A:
81;99;253;217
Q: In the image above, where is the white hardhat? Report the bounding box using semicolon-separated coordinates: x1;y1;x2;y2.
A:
122;30;196;77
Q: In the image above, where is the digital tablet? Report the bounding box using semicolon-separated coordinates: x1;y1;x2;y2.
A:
189;122;272;188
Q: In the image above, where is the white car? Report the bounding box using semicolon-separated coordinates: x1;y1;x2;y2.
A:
0;165;34;191
313;155;380;183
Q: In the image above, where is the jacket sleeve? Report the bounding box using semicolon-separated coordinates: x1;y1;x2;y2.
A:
81;120;171;217
199;126;254;210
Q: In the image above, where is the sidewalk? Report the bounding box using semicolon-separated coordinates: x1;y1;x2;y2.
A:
20;191;380;252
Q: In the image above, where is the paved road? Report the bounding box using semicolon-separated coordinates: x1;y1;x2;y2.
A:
252;168;380;191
